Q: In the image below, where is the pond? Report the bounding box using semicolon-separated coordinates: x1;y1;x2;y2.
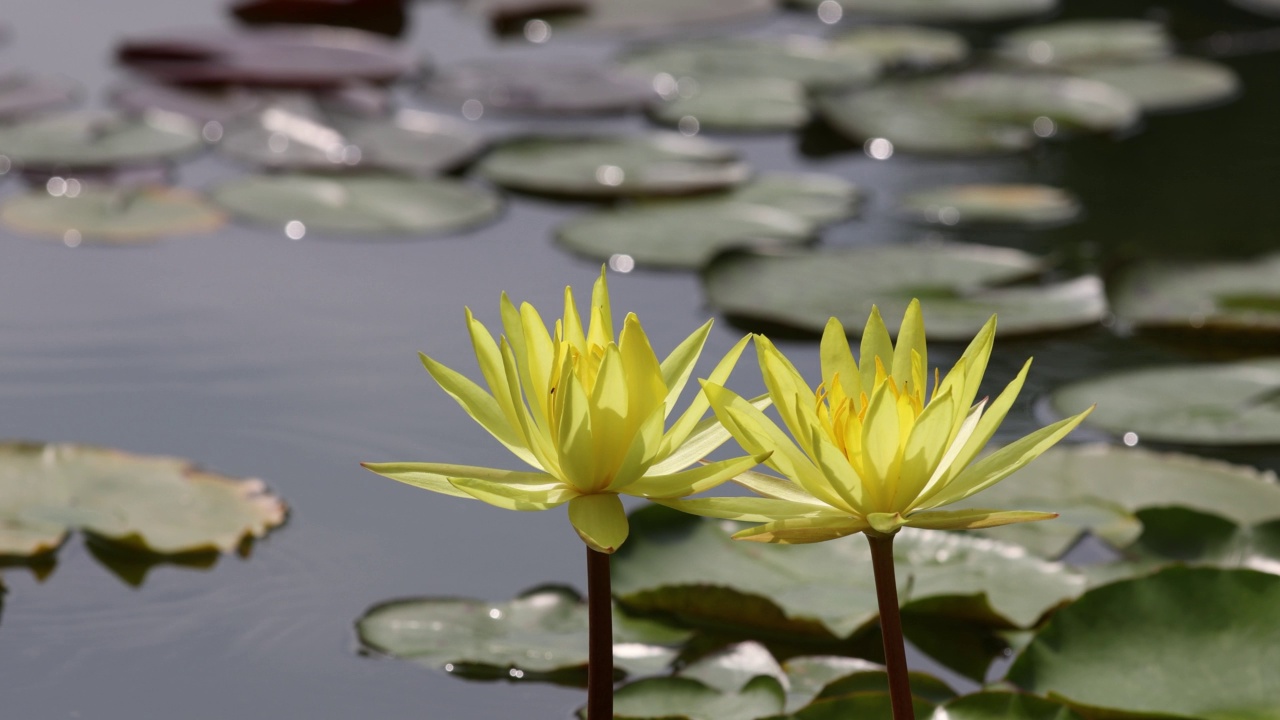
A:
1;0;1279;718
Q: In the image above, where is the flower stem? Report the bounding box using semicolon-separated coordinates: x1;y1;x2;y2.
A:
586;546;613;720
866;533;914;720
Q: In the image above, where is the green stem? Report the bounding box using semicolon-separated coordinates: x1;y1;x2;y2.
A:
867;533;914;720
586;546;613;720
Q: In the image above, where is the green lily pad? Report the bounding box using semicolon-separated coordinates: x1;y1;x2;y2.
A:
1125;508;1280;574
0;441;285;558
0;71;80;120
212;174;502;236
680;642;787;692
782;656;883;711
605;676;787;720
933;692;1085;719
556;200;814;269
0;110;204;170
898;184;1081;227
472;0;775;36
1;186;226;245
953;444;1280;559
648;77;811;132
1111;252;1280;336
620;36;879;90
423;59;655;115
356;585;688;682
1070;58;1240;114
1007;567;1280;719
723;172;863;225
1233;0;1280;17
787;0;1055;23
995;19;1172;66
702;244;1107;339
817;670;955;705
773;691;937;720
829;26;969;71
816;72;1139;155
476;134;751;199
613;506;1086;639
1049;358;1280;446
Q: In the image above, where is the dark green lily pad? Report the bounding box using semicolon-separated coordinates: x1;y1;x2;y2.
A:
679;642;787;692
605;676;787;720
898;184;1081;226
423;59;655;115
781;656;883;711
723;172;863;225
0;441;285;558
1233;0;1280;17
1007;567;1280;719
0;71;80;120
1111;252;1280;336
0;110;204;171
830;26;968;71
477;134;751;199
933;692;1085;719
613;507;1086;639
952;444;1280;559
1070;57;1240;114
356;585;687;682
556;200;814;269
1050;358;1280;446
817;670;955;705
648;78;811;132
1;186;226;245
816;72;1139;155
702;244;1107;339
620;36;879;90
770;692;938;720
1123;508;1280;575
995;19;1172;66
788;0;1056;23
212;174;502;236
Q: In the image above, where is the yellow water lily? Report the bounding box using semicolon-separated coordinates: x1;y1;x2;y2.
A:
363;268;767;554
664;300;1094;543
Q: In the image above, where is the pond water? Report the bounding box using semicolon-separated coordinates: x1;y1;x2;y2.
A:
1;0;1278;718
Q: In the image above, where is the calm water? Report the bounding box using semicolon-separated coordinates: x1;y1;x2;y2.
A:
0;1;1277;718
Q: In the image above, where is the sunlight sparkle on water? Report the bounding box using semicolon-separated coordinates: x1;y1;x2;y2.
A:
817;0;842;24
864;138;894;160
678;116;700;136
595;165;624;186
63;229;82;248
653;73;678;99
461;99;484;120
608;254;635;273
523;19;551;43
1123;432;1139;447
285;221;306;240
202;121;223;142
1033;116;1057;137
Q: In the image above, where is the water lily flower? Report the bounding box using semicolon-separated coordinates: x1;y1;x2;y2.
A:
663;299;1094;543
362;267;767;554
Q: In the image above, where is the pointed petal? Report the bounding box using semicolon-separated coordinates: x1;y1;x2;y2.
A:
588;344;631;476
732;469;826;505
891;300;926;394
657;334;751;458
464;308;520;434
757;337;819;457
568;493;628;554
905;508;1058;530
658;319;713;419
555;361;597;491
797;393;869;514
361;461;475;499
373;463;573;509
586;266;614;350
608;401;666;491
499;339;560;474
893;385;957;509
562;283;587;352
950;315;996;435
861;382;902;509
518;302;556;425
941;358;1032;486
618;314;667;423
649;392;769;477
733;515;870;544
909;398;985;511
624;453;768;499
658;496;838;522
418;353;538;468
820;317;861;402
859;306;894;400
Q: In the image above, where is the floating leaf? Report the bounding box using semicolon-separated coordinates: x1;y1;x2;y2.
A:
109;83;265;126
1069;57;1240;114
953;444;1280;559
0;441;285;558
613;507;1085;639
471;0;775;36
605;676;786;720
212;174;502;236
702;244;1106;339
995;19;1172;66
1233;0;1280;17
0;110;204;171
1123;507;1280;575
932;692;1085;719
723;172;863;225
231;0;408;37
1111;252;1280;337
829;26;968;71
1007;567;1280;719
787;0;1056;23
620;36;879;90
1;186;225;245
648;77;811;132
0;71;79;121
477;134;751;199
817;669;955;705
816;72;1138;155
356;585;687;682
898;184;1081;227
680;642;787;692
1050;358;1280;446
556;200;814;269
782;656;883;711
772;691;937;720
423;59;654;115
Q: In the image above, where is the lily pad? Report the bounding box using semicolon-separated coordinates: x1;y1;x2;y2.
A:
995;19;1172;66
0;71;80;120
933;692;1085;719
556;200;815;269
702;244;1107;339
423;59;655;115
470;0;776;36
648;78;811;132
477;134;751;199
787;0;1056;23
0;110;204;171
898;184;1081;227
1;186;226;244
606;676;786;720
356;585;687;681
613;506;1086;639
0;441;285;557
829;26;968;71
1049;358;1280;446
1111;252;1280;336
1069;58;1240;114
723;172;863;225
781;656;882;710
1122;508;1280;575
1006;567;1280;719
212;174;502;236
620;36;880;90
109;83;265;126
231;0;408;37
952;444;1280;559
776;692;936;720
816;72;1139;155
680;642;787;693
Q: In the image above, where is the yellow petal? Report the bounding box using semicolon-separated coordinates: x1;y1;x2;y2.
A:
657;333;750;459
909;398;986;510
588;344;630;477
429;466;574;510
658;495;836;522
891;299;926;395
949;315;996;436
861;382;902;510
658;319;713;419
733;515;871;544
518;301;556;426
905;508;1058;530
795;393;869;513
649;392;769;477
757;337;819;456
820;317;861;405
609;402;666;491
555;360;597;491
867;512;908;535
562;283;587;353
940;358;1032;487
418;352;538;468
623;453;768;499
619;314;667;425
893;385;957;510
499;339;560;474
586;266;614;350
859;305;894;399
732;469;826;505
568;493;628;554
361;461;474;499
